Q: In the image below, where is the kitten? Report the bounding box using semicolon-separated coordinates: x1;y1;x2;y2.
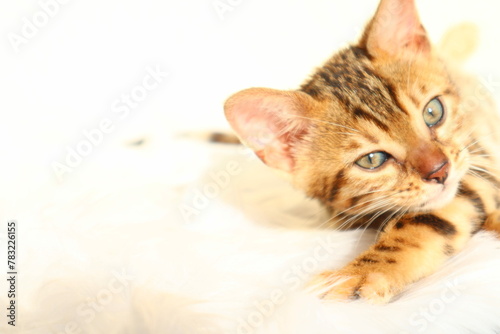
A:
223;0;500;303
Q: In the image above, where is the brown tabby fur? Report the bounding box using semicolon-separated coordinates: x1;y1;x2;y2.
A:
224;0;500;303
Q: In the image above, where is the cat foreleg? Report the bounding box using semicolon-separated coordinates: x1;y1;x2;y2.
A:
309;197;479;303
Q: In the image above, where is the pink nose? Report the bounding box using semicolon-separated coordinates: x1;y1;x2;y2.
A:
423;160;449;184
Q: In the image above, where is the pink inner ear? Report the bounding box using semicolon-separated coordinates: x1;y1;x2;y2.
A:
231;99;283;150
365;0;430;56
224;88;313;173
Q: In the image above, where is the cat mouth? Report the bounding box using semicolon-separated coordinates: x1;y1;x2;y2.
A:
419;177;460;211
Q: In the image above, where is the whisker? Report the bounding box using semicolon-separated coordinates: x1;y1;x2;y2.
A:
354;202;399;248
471;166;498;184
371;207;401;242
461;129;500;152
468;170;499;190
343;192;398;211
462;124;479;141
470;166;500;178
470;154;493;158
470;165;500;179
334;189;390;205
469;158;499;166
374;203;410;241
469;155;500;169
461;139;481;152
362;203;398;229
334;199;394;230
333;202;385;230
307;186;408;237
328;192;398;222
309;190;397;230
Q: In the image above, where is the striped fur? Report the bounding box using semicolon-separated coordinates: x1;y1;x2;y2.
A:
224;0;500;303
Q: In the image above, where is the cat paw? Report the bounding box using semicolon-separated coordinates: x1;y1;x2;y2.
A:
308;270;395;304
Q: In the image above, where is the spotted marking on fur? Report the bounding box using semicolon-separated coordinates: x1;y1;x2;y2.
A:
359;256;379;264
374;244;401;252
395;221;405;229
407;214;457;236
444;244;455;256
394;237;420;248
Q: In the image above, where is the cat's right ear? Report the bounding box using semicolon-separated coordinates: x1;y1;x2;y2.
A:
224;88;315;173
361;0;431;58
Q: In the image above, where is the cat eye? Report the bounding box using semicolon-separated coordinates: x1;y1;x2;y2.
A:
423;97;444;127
355;152;388;170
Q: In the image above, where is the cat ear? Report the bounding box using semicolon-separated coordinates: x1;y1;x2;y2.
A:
360;0;431;57
224;88;315;173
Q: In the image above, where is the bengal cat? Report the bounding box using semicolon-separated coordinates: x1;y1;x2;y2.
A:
223;0;500;303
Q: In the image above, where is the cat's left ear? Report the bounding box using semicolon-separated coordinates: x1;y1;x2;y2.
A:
360;0;431;57
224;88;315;173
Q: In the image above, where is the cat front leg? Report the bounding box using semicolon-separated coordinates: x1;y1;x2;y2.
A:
309;196;480;303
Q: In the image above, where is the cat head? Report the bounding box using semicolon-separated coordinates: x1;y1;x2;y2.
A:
224;0;472;218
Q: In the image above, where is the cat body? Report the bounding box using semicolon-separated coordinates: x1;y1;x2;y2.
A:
224;0;500;303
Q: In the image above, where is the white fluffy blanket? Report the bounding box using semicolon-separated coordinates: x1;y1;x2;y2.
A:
2;137;500;334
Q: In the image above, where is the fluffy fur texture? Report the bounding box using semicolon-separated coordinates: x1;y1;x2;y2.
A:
224;0;500;303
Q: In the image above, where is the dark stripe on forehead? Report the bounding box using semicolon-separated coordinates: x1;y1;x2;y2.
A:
351;63;409;117
384;82;409;115
353;61;408;116
333;90;352;109
353;107;389;131
301;47;410;118
317;70;352;108
350;46;373;61
319;71;336;87
302;84;321;98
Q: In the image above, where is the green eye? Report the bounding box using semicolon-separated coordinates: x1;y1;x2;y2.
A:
355;152;388;170
423;97;444;127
